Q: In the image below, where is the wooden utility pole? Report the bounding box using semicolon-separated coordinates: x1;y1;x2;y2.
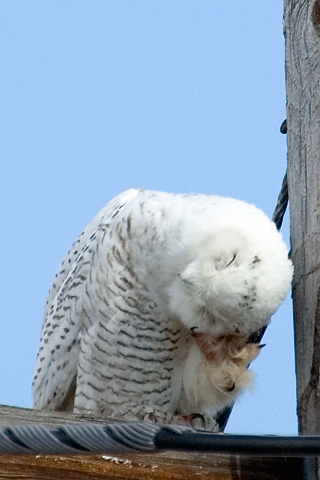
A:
285;0;320;435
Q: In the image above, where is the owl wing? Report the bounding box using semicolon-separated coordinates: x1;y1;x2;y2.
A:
41;189;141;325
33;188;182;420
33;189;141;409
75;301;181;421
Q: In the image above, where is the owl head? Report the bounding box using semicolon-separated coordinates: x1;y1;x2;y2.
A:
167;225;293;337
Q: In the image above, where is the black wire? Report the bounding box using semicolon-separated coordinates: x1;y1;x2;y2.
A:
272;172;288;231
155;428;320;457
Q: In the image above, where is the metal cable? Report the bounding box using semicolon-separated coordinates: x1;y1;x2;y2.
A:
271;119;289;231
272;172;288;231
0;422;161;455
1;422;320;457
155;428;320;457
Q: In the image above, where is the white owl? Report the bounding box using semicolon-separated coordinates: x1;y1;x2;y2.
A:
33;189;292;430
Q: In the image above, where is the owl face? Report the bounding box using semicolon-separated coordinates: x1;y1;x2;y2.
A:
167;228;292;338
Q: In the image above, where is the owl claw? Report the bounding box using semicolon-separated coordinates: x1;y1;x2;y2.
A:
190;414;206;430
171;413;219;432
143;412;165;424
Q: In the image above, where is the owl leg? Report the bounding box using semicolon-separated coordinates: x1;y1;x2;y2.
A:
144;412;219;432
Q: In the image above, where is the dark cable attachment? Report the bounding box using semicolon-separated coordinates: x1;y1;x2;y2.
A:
280;119;287;134
154;428;320;457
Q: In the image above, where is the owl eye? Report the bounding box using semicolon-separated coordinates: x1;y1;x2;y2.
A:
225;254;236;268
215;253;237;271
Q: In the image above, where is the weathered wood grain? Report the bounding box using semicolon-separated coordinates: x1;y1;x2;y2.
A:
284;0;320;477
0;405;115;428
0;452;303;480
285;0;320;435
0;405;303;479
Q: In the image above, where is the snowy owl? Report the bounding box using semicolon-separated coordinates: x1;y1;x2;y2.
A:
33;189;292;430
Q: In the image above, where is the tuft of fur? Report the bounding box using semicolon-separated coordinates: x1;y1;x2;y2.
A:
178;332;261;416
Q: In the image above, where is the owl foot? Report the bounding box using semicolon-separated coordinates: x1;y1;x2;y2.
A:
171;413;220;432
143;411;219;431
143;412;167;424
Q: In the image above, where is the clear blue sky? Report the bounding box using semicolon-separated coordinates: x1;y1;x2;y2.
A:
0;1;297;435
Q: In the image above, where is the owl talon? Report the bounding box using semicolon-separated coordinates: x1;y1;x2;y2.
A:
190;414;205;430
170;413;219;432
143;412;165;424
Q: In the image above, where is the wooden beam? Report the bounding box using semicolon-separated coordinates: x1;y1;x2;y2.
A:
0;451;303;480
0;405;303;479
